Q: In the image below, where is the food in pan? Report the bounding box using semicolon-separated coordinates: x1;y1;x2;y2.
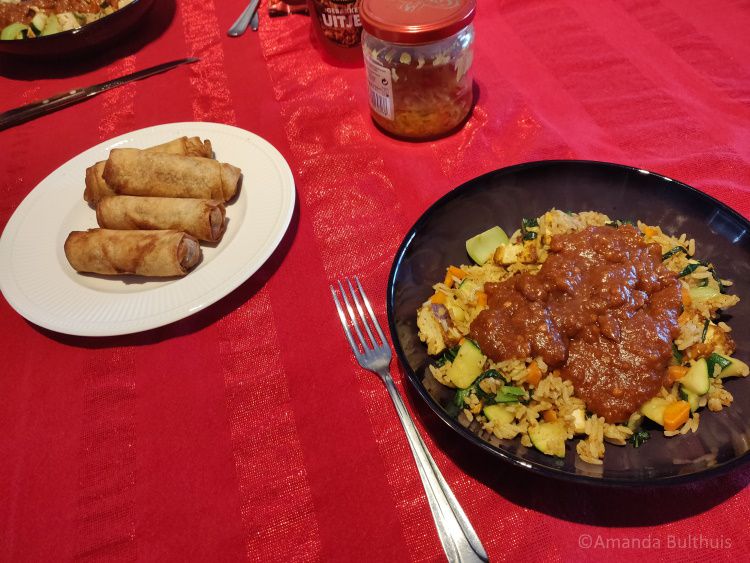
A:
84;137;213;204
417;210;747;464
64;229;201;277
102;149;241;201
0;0;132;40
96;196;226;243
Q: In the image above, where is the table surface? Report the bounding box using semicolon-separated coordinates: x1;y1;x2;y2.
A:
2;1;750;561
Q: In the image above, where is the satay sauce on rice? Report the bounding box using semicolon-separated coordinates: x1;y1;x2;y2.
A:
417;210;748;464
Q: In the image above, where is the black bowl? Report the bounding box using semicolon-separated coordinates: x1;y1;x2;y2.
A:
0;0;156;59
387;160;750;486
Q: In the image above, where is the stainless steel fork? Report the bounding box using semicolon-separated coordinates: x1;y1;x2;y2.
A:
331;277;488;563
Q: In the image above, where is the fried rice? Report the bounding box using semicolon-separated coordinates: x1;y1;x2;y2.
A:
416;210;748;464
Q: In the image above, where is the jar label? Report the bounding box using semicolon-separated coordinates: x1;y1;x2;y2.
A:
364;56;394;120
311;0;362;47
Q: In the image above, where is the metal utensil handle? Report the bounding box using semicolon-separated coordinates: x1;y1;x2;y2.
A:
379;369;488;563
0;89;88;131
227;0;260;36
0;58;197;131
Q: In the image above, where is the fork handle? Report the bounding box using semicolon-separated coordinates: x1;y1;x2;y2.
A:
227;0;260;36
379;369;488;563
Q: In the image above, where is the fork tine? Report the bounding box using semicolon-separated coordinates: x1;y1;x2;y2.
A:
338;280;371;352
347;278;378;348
355;276;387;345
330;285;359;354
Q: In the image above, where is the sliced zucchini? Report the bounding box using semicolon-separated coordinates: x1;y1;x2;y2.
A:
483;404;514;425
465;226;509;265
706;352;731;377
446;339;486;389
443;299;465;322
528;421;567;458
72;12;89;25
707;353;749;378
41;14;60;36
56;12;81;32
1;22;31;40
30;11;47;34
681;358;710;395
456;278;479;302
689;285;720;302
678;386;700;413
640;397;669;426
77;11;101;24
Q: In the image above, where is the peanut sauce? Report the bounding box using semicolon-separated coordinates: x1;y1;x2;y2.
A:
470;225;682;423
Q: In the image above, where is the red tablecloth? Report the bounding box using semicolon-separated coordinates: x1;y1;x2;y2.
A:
2;1;750;561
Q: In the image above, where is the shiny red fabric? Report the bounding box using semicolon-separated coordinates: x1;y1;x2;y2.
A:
1;1;750;561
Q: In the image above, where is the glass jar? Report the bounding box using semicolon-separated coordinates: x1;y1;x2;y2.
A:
308;0;364;66
360;0;476;139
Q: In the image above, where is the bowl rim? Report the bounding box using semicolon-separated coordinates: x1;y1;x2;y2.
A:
386;158;750;487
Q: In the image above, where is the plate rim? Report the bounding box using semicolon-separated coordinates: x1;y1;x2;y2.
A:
0;121;295;337
386;159;750;486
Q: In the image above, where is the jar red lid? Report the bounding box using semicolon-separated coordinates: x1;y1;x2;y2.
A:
360;0;476;45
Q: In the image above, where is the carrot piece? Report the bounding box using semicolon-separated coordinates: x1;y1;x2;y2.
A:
443;271;454;288
542;410;558;422
526;362;542;387
475;291;487;307
667;365;689;383
681;285;692;308
448;266;467;280
641;225;657;237
430;292;447;305
677;310;691;325
663;401;690;431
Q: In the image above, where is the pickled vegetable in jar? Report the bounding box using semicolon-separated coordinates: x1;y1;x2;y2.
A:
360;0;475;139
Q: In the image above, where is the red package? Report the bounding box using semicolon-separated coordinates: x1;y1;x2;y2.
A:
268;0;309;16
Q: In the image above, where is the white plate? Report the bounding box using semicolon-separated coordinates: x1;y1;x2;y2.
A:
0;122;295;336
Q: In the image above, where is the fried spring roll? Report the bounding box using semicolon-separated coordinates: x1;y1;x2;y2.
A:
84;136;213;204
103;149;241;202
84;162;115;204
150;136;213;157
64;229;201;277
96;196;226;242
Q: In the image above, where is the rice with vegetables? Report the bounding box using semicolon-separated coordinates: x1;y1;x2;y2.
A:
417;210;748;464
0;1;133;40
